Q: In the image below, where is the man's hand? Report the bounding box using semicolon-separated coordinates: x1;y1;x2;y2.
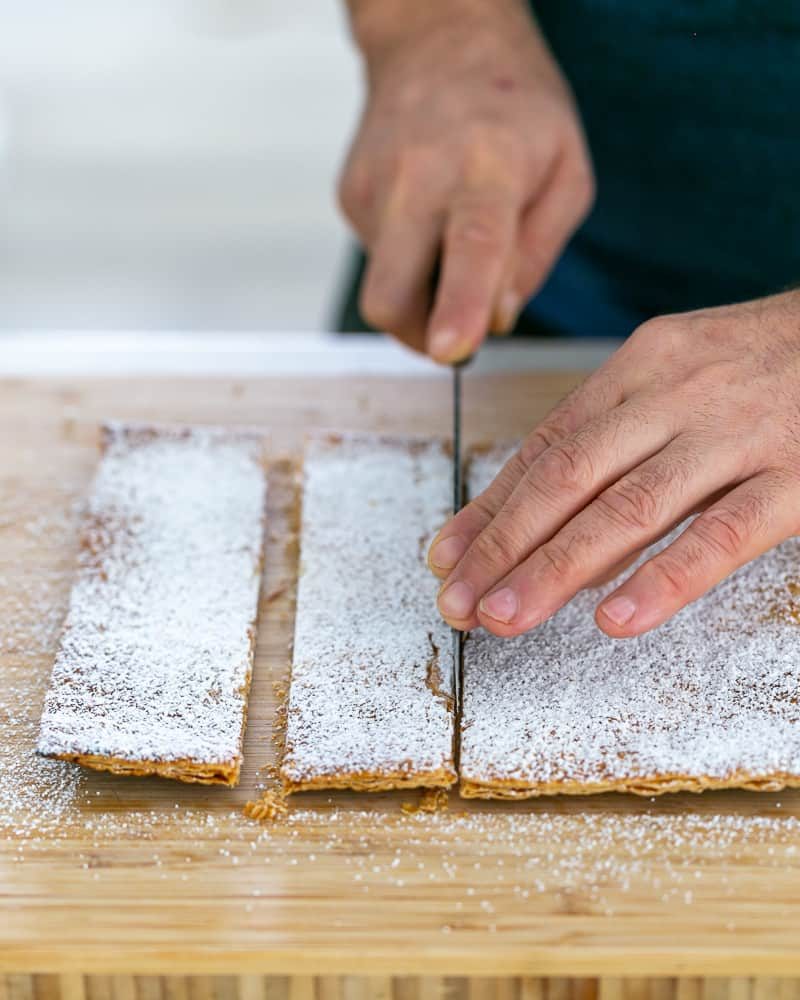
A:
428;291;800;636
340;0;593;362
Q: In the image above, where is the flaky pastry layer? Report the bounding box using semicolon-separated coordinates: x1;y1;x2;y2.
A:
460;771;800;799
284;765;457;794
49;751;241;786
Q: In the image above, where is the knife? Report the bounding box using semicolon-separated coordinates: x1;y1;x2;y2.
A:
450;357;470;717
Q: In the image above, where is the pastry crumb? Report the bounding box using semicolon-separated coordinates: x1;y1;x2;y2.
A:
401;788;449;815
243;789;288;823
264;581;290;604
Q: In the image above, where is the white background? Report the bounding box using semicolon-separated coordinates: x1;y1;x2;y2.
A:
0;0;362;332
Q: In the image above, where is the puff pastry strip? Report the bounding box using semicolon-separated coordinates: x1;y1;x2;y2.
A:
281;432;457;792
38;422;268;786
459;445;800;799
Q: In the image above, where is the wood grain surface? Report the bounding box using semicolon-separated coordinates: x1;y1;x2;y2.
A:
3;374;800;977
3;975;800;1000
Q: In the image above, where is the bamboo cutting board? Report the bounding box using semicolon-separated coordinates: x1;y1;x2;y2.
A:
3;374;800;977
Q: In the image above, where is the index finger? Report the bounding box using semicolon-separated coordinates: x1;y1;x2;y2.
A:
427;366;626;577
360;164;450;354
427;180;521;363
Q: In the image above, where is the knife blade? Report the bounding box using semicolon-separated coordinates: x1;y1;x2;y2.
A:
451;359;468;718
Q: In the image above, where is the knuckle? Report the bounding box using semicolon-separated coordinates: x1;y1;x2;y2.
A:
491;453;529;496
534;437;595;495
641;553;691;602
520;422;565;465
337;162;371;227
595;477;661;533
467;492;498;527
682;359;741;400
469;520;524;572
630;314;685;356
462;122;520;167
447;181;511;251
448;210;506;253
394;145;442;191
359;278;402;332
693;504;756;559
538;538;580;580
431;286;485;330
462;120;499;150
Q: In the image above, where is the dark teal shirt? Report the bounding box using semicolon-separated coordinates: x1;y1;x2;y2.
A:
526;1;800;337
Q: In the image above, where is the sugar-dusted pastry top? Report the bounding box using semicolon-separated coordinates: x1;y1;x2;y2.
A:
460;446;800;798
37;422;268;785
281;432;456;792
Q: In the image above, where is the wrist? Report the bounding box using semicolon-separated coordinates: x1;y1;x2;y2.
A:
346;0;455;59
346;0;528;66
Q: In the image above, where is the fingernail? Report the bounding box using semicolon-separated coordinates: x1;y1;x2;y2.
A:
495;291;521;335
429;328;468;363
599;594;637;627
479;587;519;624
438;580;474;620
429;535;467;571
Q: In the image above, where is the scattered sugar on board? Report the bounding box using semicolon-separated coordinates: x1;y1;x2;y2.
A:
280;433;456;789
243;807;800;925
460;446;800;795
36;423;267;772
8;781;800;927
0;481;86;832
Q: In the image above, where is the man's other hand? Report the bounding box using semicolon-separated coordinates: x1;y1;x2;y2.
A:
429;292;800;637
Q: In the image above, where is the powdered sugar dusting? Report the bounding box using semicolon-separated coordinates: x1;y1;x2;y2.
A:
37;422;268;779
461;447;800;796
281;432;456;789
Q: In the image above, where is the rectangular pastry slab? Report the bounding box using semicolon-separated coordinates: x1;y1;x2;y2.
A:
460;445;800;798
37;422;268;786
281;432;457;792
